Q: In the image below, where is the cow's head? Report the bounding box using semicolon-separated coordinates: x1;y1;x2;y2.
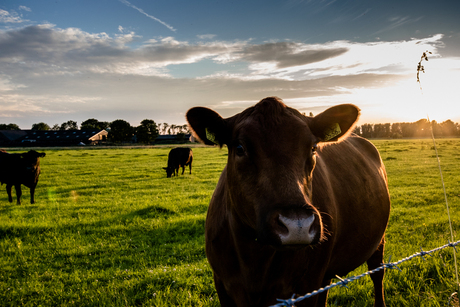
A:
19;150;46;174
163;166;174;178
21;150;46;163
187;97;359;247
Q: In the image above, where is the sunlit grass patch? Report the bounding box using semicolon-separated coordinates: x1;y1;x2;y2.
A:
0;140;459;306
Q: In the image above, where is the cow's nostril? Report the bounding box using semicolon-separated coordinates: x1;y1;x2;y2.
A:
276;215;289;235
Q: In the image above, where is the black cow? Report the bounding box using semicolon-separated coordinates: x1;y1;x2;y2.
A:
0;150;46;204
163;148;193;178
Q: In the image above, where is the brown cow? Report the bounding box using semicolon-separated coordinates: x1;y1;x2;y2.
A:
186;97;390;307
163;147;193;178
0;150;46;204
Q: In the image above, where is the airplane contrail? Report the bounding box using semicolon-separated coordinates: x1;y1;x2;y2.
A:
119;0;176;32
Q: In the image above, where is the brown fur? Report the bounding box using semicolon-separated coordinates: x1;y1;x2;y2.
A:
186;97;390;306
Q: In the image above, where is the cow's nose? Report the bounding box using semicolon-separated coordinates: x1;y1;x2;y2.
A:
277;213;318;245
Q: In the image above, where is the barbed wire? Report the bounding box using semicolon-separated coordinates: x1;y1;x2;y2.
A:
272;240;460;307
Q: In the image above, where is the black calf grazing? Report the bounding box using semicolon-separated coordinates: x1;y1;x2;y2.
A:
163;148;193;178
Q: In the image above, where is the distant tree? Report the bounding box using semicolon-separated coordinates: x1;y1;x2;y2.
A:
31;122;50;131
353;126;361;136
50;124;60;130
168;124;176;135
361;124;374;139
356;118;460;140
136;119;159;144
109;119;133;143
391;123;402;138
158;123;169;135
60;120;78;130
431;120;442;137
401;122;416;138
81;118;109;130
0;123;20;130
440;120;458;137
180;124;190;134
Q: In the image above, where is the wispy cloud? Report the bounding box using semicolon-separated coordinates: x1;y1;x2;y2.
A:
374;15;424;35
0;9;24;23
118;0;176;32
197;34;216;40
18;6;32;12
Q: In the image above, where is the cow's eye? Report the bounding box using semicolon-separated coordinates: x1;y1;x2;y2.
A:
235;144;245;156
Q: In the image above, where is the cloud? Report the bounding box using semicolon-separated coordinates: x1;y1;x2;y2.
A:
373;15;424;35
0;9;24;23
1;23;443;80
18;6;32;12
0;24;141;74
197;34;217;40
239;42;348;69
118;0;176;32
0;23;453;128
0;25;245;76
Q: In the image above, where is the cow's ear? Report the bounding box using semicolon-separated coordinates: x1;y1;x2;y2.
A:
39;152;46;158
310;104;360;142
186;107;229;146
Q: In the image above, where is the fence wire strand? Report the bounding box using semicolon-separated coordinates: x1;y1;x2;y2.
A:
272;240;460;307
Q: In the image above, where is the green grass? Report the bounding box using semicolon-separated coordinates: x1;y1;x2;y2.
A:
1;140;460;306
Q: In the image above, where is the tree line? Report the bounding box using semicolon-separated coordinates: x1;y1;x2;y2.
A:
0;119;190;144
2;117;459;142
354;119;460;139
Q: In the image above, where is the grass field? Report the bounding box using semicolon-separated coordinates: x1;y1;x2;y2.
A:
1;139;459;306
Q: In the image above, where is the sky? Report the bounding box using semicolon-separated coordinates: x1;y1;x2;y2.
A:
0;0;459;129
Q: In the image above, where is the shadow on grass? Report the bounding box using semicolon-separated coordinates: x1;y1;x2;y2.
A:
0;204;206;271
128;205;177;218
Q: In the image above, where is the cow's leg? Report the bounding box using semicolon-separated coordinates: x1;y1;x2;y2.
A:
14;184;22;205
214;276;237;307
189;162;192;174
312;279;330;307
6;184;13;203
181;165;185;175
30;184;36;204
367;237;386;307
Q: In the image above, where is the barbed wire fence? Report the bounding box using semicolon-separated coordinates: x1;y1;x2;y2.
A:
272;52;459;307
272;240;460;307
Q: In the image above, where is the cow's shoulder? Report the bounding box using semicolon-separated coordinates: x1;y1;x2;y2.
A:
343;134;383;166
318;134;381;164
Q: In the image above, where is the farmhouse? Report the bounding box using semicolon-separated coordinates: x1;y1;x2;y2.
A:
0;129;108;147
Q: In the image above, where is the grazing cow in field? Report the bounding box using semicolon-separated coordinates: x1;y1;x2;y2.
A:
186;97;390;307
0;150;46;204
163;147;193;178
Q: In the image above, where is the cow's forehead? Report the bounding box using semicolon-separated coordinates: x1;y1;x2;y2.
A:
233;107;313;140
231;119;316;161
